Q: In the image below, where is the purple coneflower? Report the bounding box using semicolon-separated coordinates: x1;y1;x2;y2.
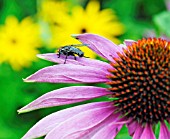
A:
18;34;170;139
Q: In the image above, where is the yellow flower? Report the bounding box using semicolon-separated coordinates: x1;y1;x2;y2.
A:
0;16;41;70
39;0;69;25
43;0;124;58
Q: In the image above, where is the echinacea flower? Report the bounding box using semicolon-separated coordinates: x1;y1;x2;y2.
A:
0;16;41;70
18;34;170;139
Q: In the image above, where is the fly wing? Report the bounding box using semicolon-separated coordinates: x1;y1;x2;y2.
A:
69;44;89;47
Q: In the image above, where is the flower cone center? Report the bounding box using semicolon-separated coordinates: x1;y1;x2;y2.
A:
107;38;170;124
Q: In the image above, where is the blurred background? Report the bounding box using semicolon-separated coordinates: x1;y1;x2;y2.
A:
0;0;169;138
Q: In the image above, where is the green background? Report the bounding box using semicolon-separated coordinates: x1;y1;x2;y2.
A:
0;0;169;138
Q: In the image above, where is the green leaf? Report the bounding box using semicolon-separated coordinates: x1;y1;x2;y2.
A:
115;125;132;139
155;122;160;139
153;11;170;37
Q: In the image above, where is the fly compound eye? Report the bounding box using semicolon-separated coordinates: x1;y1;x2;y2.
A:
80;53;84;57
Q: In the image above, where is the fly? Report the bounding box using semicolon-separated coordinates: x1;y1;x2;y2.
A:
57;44;88;64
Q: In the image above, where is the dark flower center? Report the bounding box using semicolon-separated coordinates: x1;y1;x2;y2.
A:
81;28;87;33
107;38;170;124
11;39;17;44
53;21;59;26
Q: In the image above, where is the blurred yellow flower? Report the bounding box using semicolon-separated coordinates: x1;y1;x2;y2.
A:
39;0;68;25
40;0;124;58
0;16;41;70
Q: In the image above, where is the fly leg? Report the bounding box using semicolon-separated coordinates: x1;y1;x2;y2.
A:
64;53;69;64
73;54;76;60
58;51;61;58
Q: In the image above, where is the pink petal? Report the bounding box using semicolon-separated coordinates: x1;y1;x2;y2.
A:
72;33;124;61
63;112;122;139
165;0;170;10
45;105;114;139
22;102;113;139
132;124;144;139
127;120;139;136
24;64;109;83
159;122;170;139
124;39;136;46
37;53;112;71
18;86;111;113
140;123;156;139
91;121;123;139
118;44;127;49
